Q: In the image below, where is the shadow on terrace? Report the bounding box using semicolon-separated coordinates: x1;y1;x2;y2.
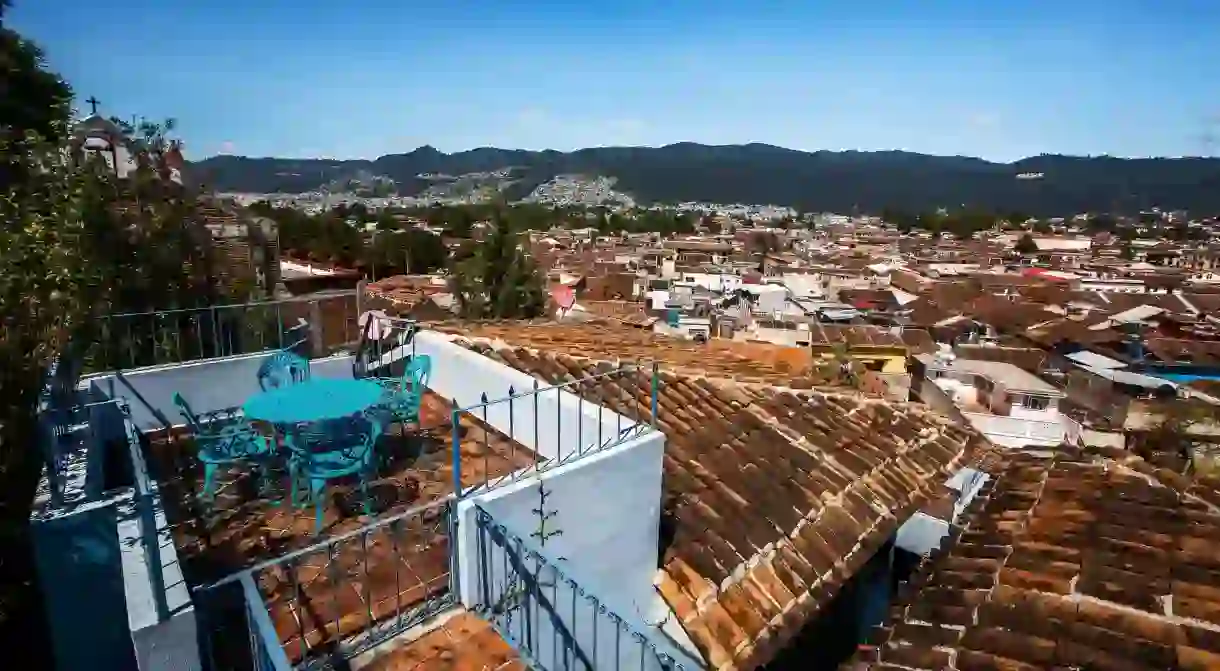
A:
38;300;667;671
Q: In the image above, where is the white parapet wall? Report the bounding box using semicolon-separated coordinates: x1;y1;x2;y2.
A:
453;431;701;670
413;330;650;463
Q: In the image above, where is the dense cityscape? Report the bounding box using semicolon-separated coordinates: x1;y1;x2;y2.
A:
5;2;1220;671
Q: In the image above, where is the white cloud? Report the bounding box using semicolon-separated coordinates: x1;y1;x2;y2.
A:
219;141;236;154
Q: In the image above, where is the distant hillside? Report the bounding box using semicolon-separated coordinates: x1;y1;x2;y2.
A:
189;143;1220;215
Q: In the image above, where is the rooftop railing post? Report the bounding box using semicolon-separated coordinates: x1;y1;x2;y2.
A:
447;498;461;610
238;572;293;670
651;362;660;428
451;401;463;497
480;392;491;489
308;300;323;357
209;306;221;358
532;379;540;465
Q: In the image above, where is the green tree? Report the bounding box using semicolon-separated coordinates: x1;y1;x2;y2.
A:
0;0;70;146
749;231;780;256
374;209;399;231
2;9;231;643
816;342;858;385
365;228;448;277
1087;214;1116;231
1015;233;1038;255
402;229;448;273
451;207;546;319
0;0;89;643
1140;400;1219;475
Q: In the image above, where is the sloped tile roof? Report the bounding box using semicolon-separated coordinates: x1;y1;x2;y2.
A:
441;322;841;388
462;342;981;670
964;295;1061;333
809;324;903;347
1144;337;1220;366
850;446;1220;671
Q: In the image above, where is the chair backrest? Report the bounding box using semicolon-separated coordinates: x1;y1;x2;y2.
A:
258;350;311;392
173;392;260;457
172;392;203;431
405;354;432;389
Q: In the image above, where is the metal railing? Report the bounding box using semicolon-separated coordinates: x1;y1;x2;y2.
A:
35;396;172;624
122;396;172;623
450;362;660;497
239;573;295;671
472;505;688;671
37;398;122;507
352;313;417;380
81;293;360;373
195;497;457;671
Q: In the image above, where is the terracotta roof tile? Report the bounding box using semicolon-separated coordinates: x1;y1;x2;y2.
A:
440;322;843;388
360;611;523;671
849;447;1220;671
460;341;981;670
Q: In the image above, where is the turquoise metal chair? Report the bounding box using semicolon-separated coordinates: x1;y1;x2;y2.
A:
286;411;386;535
173;393;273;502
375;354;431;424
257;350;311;392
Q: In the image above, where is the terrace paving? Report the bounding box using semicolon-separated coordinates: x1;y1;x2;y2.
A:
849;445;1220;671
148;390;536;665
359;611;524;671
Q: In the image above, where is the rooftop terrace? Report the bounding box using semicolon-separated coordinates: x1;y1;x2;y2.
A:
33;305;686;671
33;301;989;671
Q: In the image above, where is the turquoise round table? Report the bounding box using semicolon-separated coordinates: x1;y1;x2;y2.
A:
243;378;385;424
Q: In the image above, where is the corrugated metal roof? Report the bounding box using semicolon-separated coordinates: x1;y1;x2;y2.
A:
1065;350;1127;370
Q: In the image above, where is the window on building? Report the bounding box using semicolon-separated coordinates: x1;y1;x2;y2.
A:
1021;395;1050;411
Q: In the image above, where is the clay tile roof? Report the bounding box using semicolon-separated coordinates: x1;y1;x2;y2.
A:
964;295;1060;333
461;341;982;670
849;446;1220;671
814;325;899;347
1145;338;1220;366
438;322;842;388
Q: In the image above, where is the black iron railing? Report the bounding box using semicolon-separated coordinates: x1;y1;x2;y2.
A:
195;497;457;670
472;505;690;671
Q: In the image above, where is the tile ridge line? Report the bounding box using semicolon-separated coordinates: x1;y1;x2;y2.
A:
675;401;972;667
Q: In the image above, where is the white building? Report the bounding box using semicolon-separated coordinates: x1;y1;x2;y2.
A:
913;352;1082;449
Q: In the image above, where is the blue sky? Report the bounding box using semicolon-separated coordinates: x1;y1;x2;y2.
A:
11;0;1219;161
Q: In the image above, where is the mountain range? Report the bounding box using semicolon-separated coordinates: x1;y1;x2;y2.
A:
189;143;1220;215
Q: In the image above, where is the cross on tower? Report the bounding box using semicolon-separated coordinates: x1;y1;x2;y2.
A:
85;96;101;115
